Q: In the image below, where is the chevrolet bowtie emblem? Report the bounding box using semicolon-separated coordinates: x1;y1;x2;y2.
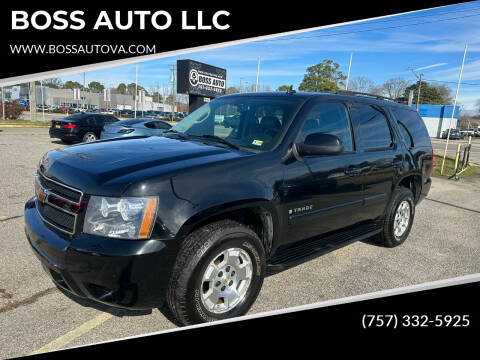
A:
37;187;47;202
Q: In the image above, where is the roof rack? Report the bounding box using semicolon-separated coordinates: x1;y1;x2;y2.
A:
336;90;402;103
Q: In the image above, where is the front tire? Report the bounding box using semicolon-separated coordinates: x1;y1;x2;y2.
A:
167;220;266;325
374;187;415;247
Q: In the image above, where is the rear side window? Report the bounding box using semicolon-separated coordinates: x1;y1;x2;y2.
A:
350;104;392;151
300;102;353;152
390;107;430;148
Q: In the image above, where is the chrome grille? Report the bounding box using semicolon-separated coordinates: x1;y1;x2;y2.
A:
35;171;84;235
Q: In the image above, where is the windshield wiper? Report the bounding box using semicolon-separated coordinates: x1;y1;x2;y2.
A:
188;134;240;150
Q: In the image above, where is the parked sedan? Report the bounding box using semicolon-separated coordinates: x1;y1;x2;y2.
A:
100;118;172;139
441;128;465;140
50;113;119;143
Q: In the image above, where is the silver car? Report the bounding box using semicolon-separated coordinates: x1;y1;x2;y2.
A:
101;118;172;139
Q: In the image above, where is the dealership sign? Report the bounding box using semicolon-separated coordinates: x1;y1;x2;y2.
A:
177;59;226;98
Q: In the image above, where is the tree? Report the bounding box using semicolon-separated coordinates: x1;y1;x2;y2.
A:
276;85;291;91
36;78;63;89
116;83;127;94
348;76;378;94
298;60;347;92
431;83;453;104
63;81;84;90
88;81;104;93
380;78;409;99
226;86;240;94
399;81;444;105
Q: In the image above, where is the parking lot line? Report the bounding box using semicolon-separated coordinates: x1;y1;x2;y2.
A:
30;313;113;355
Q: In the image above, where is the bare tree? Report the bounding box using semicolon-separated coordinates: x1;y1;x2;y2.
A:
431;83;453;104
381;78;409;99
348;76;377;93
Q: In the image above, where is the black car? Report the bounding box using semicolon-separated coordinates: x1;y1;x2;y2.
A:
26;91;433;325
49;113;119;143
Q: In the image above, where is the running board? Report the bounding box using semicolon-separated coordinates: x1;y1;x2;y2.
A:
267;223;382;274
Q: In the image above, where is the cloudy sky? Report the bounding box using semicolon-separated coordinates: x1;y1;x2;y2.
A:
62;1;480;110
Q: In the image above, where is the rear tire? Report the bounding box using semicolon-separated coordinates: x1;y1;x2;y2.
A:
374;187;415;248
82;132;98;142
167;220;266;325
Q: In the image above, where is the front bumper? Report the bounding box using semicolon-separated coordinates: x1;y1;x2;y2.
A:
24;198;180;310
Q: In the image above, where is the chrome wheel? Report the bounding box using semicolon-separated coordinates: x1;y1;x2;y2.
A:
394;200;411;238
200;247;253;314
84;133;97;142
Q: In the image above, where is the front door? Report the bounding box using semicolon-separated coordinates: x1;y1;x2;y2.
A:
282;101;365;244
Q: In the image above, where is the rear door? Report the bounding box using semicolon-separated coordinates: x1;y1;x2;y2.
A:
349;102;403;220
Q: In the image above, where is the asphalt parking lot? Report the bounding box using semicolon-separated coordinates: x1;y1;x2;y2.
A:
1;127;479;358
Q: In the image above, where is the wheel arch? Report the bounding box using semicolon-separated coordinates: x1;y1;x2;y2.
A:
395;173;422;203
176;199;279;257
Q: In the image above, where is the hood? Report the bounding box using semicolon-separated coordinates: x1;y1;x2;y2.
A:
41;136;248;196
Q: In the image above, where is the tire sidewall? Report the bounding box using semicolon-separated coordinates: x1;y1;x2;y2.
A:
186;232;265;323
388;189;415;245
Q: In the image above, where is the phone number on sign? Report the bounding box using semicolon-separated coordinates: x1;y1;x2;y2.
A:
362;314;470;329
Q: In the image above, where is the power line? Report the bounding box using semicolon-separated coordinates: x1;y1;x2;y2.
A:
253;12;480;43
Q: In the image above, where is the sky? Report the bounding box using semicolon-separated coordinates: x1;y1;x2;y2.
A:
61;1;480;111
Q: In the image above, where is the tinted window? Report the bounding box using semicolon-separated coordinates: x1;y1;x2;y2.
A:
350;104;392;150
171;96;303;151
390;107;430;148
301;102;353;152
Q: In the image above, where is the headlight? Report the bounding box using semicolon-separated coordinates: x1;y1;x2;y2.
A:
84;196;158;239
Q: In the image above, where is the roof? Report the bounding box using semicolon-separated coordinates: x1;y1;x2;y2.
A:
220;91;413;110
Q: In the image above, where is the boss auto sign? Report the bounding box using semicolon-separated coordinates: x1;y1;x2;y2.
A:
177;59;226;98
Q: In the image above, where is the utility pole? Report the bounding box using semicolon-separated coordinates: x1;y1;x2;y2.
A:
1;87;4;120
134;64;138;117
170;64;176;121
441;44;468;175
29;81;37;121
345;52;353;90
408;68;424;111
82;72;86;110
41;80;45;122
255;57;261;92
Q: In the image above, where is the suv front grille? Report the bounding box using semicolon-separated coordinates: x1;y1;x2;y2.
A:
35;171;84;235
37;202;76;232
37;174;81;202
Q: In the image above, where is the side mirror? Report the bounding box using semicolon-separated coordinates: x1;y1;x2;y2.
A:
296;133;343;157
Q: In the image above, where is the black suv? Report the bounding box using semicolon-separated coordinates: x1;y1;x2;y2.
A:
25;91;433;325
49;112;119;143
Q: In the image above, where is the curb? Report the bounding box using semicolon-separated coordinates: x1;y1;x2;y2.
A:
0;124;49;128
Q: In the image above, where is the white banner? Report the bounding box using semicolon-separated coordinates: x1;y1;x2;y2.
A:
73;88;81;101
138;90;145;104
104;88;111;102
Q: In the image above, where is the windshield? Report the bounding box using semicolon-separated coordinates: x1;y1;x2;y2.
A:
169;96;303;151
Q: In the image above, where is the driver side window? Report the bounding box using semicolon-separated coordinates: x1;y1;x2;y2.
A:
301;102;353;152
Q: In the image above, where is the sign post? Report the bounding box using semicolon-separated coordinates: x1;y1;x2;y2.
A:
177;59;226;114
